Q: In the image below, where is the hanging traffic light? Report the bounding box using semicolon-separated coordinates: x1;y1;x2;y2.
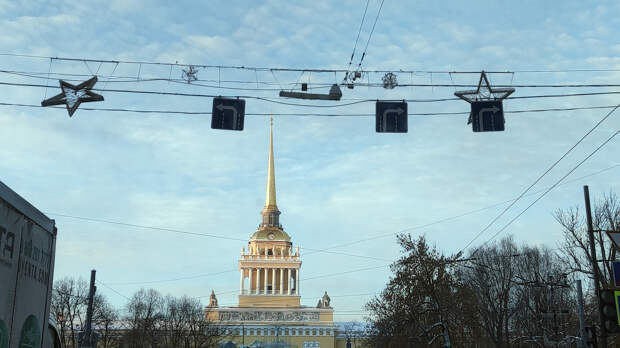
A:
211;97;245;131
599;289;620;334
375;101;408;133
470;101;505;132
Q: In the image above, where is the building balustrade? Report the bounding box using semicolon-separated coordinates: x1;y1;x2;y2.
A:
239;289;298;295
240;254;299;261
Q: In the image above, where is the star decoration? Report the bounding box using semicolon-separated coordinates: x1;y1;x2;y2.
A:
41;76;104;117
454;71;515;124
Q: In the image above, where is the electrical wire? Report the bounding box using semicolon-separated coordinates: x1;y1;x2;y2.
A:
42;163;618;278
473;129;619;255
455;103;620;257
345;0;371;78
96;279;130;300
6;52;620;75
302;163;619;258
8;69;620;89
107;269;238;286
3;80;620;108
45;212;247;242
4;100;620;117
45;212;386;262
210;247;566;302
356;0;385;70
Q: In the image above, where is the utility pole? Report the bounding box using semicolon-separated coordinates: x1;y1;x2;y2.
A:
585;185;607;348
79;269;97;348
576;279;586;348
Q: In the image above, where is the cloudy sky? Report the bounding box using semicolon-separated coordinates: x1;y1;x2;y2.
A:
0;0;618;321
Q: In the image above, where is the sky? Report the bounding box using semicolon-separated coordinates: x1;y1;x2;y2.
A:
0;0;618;321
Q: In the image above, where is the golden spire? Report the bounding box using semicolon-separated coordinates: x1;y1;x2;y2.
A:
265;117;277;209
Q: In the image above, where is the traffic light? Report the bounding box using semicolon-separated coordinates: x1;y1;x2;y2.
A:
584;326;597;348
599;289;620;334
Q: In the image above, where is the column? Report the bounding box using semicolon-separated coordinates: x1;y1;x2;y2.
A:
296;269;300;295
271;268;276;295
240;268;244;293
250;268;255;294
263;268;267;294
279;268;284;295
287;268;292;295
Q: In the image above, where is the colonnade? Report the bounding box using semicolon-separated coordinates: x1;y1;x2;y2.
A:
240;267;299;295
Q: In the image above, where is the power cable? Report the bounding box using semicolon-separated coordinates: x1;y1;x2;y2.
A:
3;80;620;107
301;163;619;257
4;52;620;75
44;212;386;262
107;269;238;286
8;69;620;89
345;0;371;79
356;0;385;70
96;279;130;300
4;100;620;117
45;212;247;242
41;163;617;281
473;129;619;255
210;247;566;301
455;103;620;257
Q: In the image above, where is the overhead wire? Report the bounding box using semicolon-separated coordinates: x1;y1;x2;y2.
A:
36;164;617;290
107;269;238;286
3;101;620;117
344;0;371;79
302;163;619;258
473;129;619;255
455;103;620;257
7;52;620;75
356;0;385;70
40;163;618;287
7;69;620;89
210;246;577;303
96;279;130;300
3;80;620;108
44;212;386;262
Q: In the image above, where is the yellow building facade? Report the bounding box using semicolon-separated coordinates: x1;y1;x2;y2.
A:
205;122;363;348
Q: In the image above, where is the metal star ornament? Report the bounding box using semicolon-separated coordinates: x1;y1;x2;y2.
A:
41;76;104;117
454;71;515;124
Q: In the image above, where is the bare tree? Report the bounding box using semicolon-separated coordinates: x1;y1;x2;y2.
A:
555;191;620;347
51;277;89;348
92;293;120;348
461;237;519;348
511;245;577;347
125;288;164;348
189;300;222;348
556;192;620;286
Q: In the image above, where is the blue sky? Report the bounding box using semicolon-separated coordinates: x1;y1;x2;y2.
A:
0;0;618;321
